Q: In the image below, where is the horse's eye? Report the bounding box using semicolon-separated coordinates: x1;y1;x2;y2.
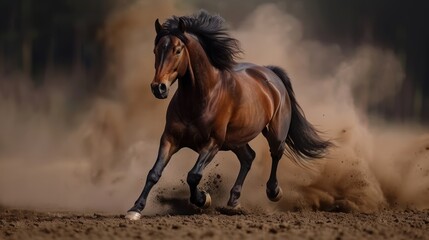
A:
175;48;182;55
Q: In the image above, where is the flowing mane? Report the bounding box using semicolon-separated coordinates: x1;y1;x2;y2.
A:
155;10;242;70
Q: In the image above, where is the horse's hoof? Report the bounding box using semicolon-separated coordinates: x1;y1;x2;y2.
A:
125;211;142;220
202;191;212;209
230;203;241;210
268;187;283;202
217;204;247;216
227;200;241;209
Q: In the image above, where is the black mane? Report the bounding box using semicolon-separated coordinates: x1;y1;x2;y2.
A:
155;10;242;71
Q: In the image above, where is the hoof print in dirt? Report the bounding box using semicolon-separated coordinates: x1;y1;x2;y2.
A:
216;206;249;216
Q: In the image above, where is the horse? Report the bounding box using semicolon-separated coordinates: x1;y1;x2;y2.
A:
125;11;331;220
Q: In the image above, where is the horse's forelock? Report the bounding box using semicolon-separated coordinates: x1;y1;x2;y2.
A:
155;10;242;70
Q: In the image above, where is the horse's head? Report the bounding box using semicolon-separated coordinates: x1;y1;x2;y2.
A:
151;19;188;99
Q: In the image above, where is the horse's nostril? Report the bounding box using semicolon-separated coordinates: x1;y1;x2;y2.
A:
159;83;167;93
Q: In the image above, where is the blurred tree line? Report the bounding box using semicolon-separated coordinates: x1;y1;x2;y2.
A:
0;0;115;90
292;0;429;123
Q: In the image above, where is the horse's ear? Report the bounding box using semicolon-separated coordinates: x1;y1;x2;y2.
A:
178;18;186;33
155;18;162;34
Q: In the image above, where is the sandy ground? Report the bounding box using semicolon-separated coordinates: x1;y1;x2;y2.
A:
1;207;428;240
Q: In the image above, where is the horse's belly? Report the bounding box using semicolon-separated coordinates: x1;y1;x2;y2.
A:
224;117;267;147
224;130;261;147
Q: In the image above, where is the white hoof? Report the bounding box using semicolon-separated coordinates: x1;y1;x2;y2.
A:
202;192;212;209
125;211;142;220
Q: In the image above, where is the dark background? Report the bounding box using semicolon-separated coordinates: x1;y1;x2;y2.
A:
1;0;428;122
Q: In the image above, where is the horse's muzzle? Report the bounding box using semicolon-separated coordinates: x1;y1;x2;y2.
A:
151;82;168;99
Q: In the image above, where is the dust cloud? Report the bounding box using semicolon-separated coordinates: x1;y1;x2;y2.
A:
0;1;428;215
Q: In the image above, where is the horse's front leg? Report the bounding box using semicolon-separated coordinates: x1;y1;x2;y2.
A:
125;134;178;220
187;139;219;208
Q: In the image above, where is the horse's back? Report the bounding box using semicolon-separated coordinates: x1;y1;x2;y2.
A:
232;62;287;99
234;63;286;89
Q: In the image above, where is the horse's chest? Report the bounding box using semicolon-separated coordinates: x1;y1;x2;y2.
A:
179;120;213;147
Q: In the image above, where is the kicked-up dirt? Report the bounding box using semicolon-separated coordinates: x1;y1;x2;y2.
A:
1;207;428;240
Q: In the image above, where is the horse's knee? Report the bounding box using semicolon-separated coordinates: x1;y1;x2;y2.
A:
187;172;202;187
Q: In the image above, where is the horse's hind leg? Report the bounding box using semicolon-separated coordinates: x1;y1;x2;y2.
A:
227;144;256;208
262;126;287;202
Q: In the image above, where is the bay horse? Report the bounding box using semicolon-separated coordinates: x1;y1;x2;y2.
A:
126;11;331;220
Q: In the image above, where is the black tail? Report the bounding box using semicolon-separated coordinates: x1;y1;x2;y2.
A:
266;65;332;162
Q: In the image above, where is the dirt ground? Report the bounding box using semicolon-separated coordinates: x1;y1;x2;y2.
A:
1;207;428;240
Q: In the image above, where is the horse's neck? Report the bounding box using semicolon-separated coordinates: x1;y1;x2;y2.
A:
178;38;220;105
